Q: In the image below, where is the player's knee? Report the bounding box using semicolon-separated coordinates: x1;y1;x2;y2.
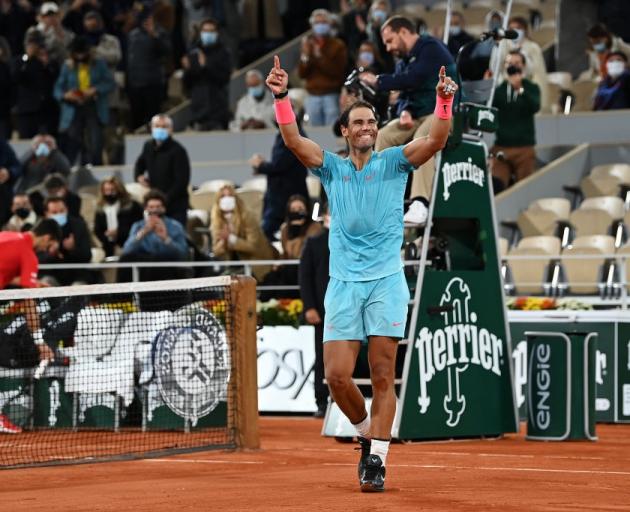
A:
325;368;352;391
370;364;394;394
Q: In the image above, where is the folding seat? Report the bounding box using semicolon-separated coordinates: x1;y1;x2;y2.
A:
581;163;630;198
568;196;624;239
507;235;560;295
562;235;615;294
517;197;571;240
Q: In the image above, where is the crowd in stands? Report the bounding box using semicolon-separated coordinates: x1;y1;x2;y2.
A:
1;1;630;292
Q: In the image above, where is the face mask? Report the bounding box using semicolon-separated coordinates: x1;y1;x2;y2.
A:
372;9;387;24
248;85;265;98
506;65;523;76
359;51;374;65
200;31;218;46
15;207;31;219
288;211;307;222
312;23;330;36
607;60;626;79
219;195;236;212
152;127;169;142
35;142;50;158
103;193;118;204
593;41;607;53
449;25;462;36
51;213;68;227
513;28;525;42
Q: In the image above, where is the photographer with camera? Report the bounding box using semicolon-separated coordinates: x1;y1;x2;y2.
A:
359;15;455;200
490;50;540;189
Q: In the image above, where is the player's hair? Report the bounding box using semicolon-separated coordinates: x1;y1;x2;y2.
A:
381;15;416;34
608;51;628;62
509;16;529;32
44;196;67;212
507;49;527;66
32;218;62;241
143;189;168;207
338;100;379;129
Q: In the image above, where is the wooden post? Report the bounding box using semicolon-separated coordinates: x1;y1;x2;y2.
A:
230;275;260;449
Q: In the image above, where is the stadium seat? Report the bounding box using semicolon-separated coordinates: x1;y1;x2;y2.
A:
198;179;234;193
530;27;556;48
125;182;149;204
498;237;509;257
467;0;502;8
240;177;267;192
569;196;624;239
539;0;558;21
236;189;264;221
571;79;597;111
189;190;216;212
79;192;98;230
581;163;630;198
562;235;615;294
615;243;630;291
507;235;560;295
460;7;489;27
306;175;322;201
517;197;571;238
547;71;572;91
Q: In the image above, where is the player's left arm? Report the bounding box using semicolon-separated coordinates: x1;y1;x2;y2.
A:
403;66;458;168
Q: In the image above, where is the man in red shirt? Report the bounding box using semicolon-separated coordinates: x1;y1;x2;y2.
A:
0;219;61;434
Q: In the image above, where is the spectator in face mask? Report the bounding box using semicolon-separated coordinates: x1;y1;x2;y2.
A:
24;2;74;66
298;9;348;126
29;173;82;219
38;196;92;286
2;194;39;232
366;0;394;73
94;176;143;257
210;185;276;281
182;18;232;131
593;52;630;110
280;195;322;260
489;16;549;111
230;69;275;131
446;11;474;58
134;114;190;227
340;0;370;59
16;135;70;194
582;23;630;81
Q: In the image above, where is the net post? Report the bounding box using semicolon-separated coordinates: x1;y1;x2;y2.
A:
230;275;259;449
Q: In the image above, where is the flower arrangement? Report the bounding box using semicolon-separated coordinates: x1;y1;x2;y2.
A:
257;298;304;328
506;297;593;311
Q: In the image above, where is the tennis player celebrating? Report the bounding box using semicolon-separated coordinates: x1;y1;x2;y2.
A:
267;55;457;492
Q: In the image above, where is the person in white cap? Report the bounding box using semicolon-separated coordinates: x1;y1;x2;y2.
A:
24;2;74;65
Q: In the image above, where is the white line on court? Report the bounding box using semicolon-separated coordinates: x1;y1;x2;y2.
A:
144;459;264;465
322;463;630;477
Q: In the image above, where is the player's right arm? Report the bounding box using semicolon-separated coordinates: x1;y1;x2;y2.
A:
266;55;323;169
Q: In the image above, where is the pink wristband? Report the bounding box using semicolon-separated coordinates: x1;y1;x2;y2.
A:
434;95;454;120
274;97;296;125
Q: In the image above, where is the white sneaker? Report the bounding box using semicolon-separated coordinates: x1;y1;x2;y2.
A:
404;200;428;225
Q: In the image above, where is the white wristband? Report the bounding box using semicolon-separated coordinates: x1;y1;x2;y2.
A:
33;329;45;346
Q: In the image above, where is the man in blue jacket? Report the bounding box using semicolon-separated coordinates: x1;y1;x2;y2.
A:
53;36;114;166
360;15;456;201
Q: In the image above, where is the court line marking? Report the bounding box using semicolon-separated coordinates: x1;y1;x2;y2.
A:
144;459;263;465
322;463;630;476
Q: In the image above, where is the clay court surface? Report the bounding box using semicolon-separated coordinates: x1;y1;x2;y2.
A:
2;418;630;511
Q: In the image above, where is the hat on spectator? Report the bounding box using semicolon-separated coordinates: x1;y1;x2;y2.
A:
40;2;59;15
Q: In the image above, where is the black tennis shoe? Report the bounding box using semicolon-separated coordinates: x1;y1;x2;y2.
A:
360;454;386;492
356;436;371;481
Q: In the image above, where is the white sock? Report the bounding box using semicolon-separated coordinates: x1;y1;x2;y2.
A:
370;439;390;465
352;413;370;438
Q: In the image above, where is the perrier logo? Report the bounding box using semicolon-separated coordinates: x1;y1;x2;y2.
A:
415;277;503;427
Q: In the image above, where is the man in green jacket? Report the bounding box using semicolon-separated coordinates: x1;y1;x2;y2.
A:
491;50;540;189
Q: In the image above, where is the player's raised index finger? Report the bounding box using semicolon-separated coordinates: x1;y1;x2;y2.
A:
439;65;446;82
274;55;281;70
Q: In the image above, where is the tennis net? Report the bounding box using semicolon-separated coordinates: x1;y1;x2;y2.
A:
0;275;258;468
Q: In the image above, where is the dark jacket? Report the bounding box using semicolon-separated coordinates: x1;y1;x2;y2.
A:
126;26;171;88
0;140;20;225
182;41;232;129
377;35;456;118
594;71;630;111
447;30;475;58
257;128;309;230
133;137;190;219
12;54;59;115
299;229;330;316
16;149;71;193
94;199;144;256
493;78;540;147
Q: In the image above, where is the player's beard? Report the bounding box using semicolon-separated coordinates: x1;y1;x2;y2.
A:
353;131;376;152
